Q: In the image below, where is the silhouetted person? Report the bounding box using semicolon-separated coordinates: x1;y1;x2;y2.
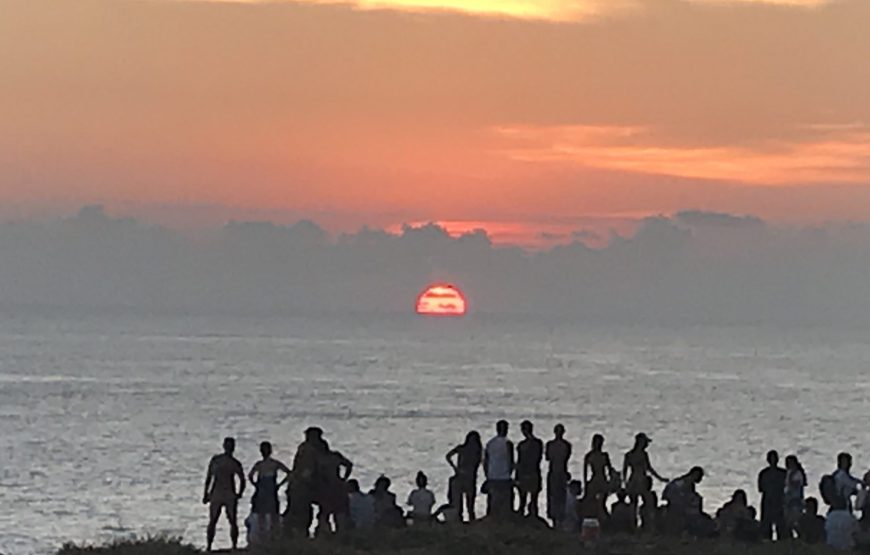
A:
484;420;514;518
203;437;246;551
407;471;436;523
716;489;753;537
563;480;583;532
371;475;404;528
584;434;616;516
609;489;636;534
347;479;375;530
545;423;572;527
446;431;482;521
248;441;290;543
826;496;859;550
798;497;826;545
860;471;870;531
639;485;659;533
834;452;862;512
288;427;326;535
757;450;786;541
784;454;807;536
433;475;462;525
662;466;704;530
623;433;666;520
516;420;543;517
314;441;353;535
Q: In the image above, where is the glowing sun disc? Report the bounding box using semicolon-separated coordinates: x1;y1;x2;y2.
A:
416;284;467;316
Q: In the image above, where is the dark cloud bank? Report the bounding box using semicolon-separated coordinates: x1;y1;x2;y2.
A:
1;206;869;326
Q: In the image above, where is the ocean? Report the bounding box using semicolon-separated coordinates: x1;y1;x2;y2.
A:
2;311;869;554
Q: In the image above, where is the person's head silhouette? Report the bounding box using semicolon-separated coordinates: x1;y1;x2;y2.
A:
766;450;779;467
520;420;533;438
592;433;604;451
838;452;852;472
223;437;235;455
260;441;272;459
496;420;509;437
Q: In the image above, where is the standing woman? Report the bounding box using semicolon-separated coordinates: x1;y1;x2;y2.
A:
784;455;807;538
314;441;353;535
446;431;483;521
249;441;291;543
584;434;616;516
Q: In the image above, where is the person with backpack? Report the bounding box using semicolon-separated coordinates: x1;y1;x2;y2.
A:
833;453;863;512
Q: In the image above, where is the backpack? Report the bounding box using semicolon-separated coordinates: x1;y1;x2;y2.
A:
819;474;839;507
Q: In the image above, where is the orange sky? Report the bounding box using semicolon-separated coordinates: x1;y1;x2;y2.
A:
1;0;869;247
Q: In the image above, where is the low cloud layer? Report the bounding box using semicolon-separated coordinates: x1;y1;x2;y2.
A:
2;207;869;325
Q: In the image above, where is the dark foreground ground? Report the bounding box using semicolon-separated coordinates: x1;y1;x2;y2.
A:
57;525;846;555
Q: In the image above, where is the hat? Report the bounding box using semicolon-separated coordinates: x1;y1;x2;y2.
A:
635;432;652;444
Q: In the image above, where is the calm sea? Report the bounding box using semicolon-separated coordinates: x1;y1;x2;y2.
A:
2;311;869;554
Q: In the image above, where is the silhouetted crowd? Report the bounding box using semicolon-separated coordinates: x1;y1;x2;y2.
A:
202;422;870;551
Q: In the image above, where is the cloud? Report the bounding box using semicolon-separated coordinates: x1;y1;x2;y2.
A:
2;207;870;325
494;125;870;185
190;0;835;22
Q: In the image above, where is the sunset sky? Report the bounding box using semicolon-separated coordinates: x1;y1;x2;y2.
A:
2;0;869;246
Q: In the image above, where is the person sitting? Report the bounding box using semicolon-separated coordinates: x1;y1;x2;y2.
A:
716;489;754;537
663;467;708;536
347;479;375;531
608;489;636;534
407;471;437;524
371;476;405;528
733;507;762;543
563;480;583;532
797;497;826;545
663;467;705;516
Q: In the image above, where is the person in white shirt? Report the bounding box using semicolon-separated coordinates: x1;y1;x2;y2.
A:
407;471;437;523
834;452;863;512
826;498;859;550
347;479;375;530
484;420;515;518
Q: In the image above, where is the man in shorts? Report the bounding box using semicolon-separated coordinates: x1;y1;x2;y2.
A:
203;437;246;551
516;420;543;517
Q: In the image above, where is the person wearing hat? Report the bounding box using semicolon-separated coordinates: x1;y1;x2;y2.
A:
622;433;667;524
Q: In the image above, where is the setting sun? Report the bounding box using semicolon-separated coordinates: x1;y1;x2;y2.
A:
416;284;468;316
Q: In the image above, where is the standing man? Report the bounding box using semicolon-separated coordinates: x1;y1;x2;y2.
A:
484;420;515;518
203;437;246;552
758;450;787;541
546;423;572;528
516;420;544;517
833;452;863;512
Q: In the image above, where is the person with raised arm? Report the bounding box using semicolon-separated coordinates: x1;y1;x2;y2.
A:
248;441;291;542
446;431;482;521
623;433;666;521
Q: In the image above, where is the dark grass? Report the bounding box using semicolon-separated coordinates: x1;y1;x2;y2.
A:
57;525;841;555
